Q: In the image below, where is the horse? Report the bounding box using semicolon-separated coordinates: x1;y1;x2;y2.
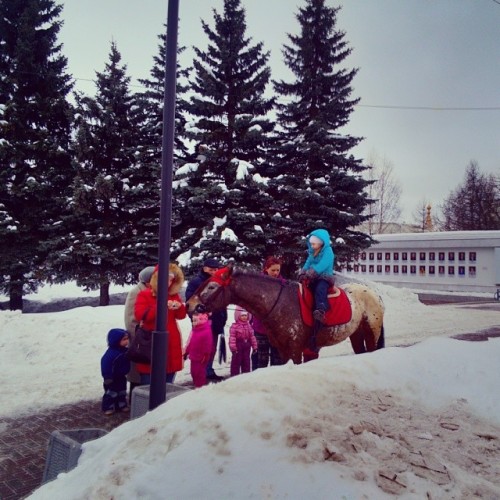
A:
185;265;385;364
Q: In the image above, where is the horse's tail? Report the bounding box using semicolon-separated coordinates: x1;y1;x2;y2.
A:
376;325;385;350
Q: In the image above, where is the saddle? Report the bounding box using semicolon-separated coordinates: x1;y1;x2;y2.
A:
298;283;352;327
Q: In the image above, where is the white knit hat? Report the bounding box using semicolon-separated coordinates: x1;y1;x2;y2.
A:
309;235;323;245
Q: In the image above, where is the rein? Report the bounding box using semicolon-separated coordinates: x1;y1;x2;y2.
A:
265;281;285;318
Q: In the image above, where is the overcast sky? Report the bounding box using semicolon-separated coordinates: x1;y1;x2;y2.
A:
59;0;499;221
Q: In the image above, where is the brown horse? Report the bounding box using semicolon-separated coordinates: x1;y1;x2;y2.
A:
186;265;385;364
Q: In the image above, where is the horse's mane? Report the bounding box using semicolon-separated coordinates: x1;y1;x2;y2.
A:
231;267;295;287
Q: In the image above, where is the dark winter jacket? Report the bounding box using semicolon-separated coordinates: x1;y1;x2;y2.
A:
185;270;228;336
101;328;130;381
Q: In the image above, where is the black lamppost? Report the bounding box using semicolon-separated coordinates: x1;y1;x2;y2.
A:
149;0;179;410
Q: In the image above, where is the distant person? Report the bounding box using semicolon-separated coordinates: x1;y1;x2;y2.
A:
252;256;285;370
185;257;228;381
184;306;213;388
101;328;130;415
124;265;155;397
229;306;257;376
134;263;186;384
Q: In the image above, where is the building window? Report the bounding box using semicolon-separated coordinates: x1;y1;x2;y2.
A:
377;252;383;261
385;265;391;273
438;252;445;261
410;265;416;274
419;252;426;261
410;252;416;261
369;265;374;273
360;252;366;261
448;266;455;275
377;265;382;273
393;252;399;261
385;252;391;261
469;252;477;262
353;264;359;272
402;252;408;261
448;252;455;261
369;252;374;261
469;266;476;277
429;252;435;261
429;266;435;275
393;265;399;273
458;266;465;276
361;265;366;272
438;266;445;275
419;266;426;276
401;265;408;274
458;252;465;261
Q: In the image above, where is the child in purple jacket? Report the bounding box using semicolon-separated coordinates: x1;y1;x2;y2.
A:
184;309;213;388
229;306;258;376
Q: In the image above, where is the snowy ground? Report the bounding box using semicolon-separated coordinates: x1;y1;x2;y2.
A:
1;280;499;499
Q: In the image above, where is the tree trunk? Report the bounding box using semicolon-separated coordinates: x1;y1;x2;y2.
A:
99;282;110;306
9;276;24;311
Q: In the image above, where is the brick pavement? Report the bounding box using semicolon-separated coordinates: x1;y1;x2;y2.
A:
0;400;129;500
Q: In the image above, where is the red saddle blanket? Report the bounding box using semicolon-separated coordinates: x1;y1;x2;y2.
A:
298;283;352;327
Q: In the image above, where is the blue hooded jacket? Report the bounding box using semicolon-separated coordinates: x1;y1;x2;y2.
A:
302;228;335;278
101;328;130;381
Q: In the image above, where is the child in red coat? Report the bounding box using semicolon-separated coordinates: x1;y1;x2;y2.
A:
229;306;257;376
184;309;213;388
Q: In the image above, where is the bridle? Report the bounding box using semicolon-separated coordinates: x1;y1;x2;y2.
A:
206;267;286;319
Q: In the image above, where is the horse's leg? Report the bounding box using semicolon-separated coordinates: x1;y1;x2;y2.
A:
349;328;366;354
376;325;385;349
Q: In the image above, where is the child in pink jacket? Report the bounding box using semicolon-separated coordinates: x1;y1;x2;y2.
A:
229;306;257;376
184;310;213;388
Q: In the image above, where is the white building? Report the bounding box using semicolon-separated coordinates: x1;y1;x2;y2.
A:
343;231;500;294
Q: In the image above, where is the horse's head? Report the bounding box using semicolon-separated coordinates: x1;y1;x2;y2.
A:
186;264;233;314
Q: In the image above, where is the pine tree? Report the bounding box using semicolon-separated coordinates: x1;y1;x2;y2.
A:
0;0;74;310
173;0;275;271
269;0;371;273
47;42;145;305
136;28;191;257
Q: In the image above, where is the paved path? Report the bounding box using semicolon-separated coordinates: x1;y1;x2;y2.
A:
0;400;128;499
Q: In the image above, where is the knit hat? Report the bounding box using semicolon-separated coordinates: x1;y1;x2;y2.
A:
138;266;155;284
203;257;221;269
309;235;323;245
192;311;209;326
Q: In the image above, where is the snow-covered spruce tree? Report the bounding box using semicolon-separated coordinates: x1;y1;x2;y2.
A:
268;0;372;273
135;28;191;257
173;0;275;271
0;0;74;310
48;42;145;305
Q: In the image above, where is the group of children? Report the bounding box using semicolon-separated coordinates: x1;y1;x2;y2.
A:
100;227;334;414
100;303;258;414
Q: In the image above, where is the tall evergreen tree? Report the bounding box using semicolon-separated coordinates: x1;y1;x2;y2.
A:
173;0;275;271
135;28;191;258
47;42;144;305
0;0;74;310
269;0;371;273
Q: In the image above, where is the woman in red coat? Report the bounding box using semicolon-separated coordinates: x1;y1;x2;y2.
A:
134;262;186;384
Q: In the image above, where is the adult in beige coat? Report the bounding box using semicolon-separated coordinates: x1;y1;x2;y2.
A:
124;266;155;398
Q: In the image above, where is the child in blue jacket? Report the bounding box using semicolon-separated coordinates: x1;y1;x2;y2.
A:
101;328;131;415
299;228;335;323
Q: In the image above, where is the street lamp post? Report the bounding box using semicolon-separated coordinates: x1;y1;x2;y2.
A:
149;0;180;410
